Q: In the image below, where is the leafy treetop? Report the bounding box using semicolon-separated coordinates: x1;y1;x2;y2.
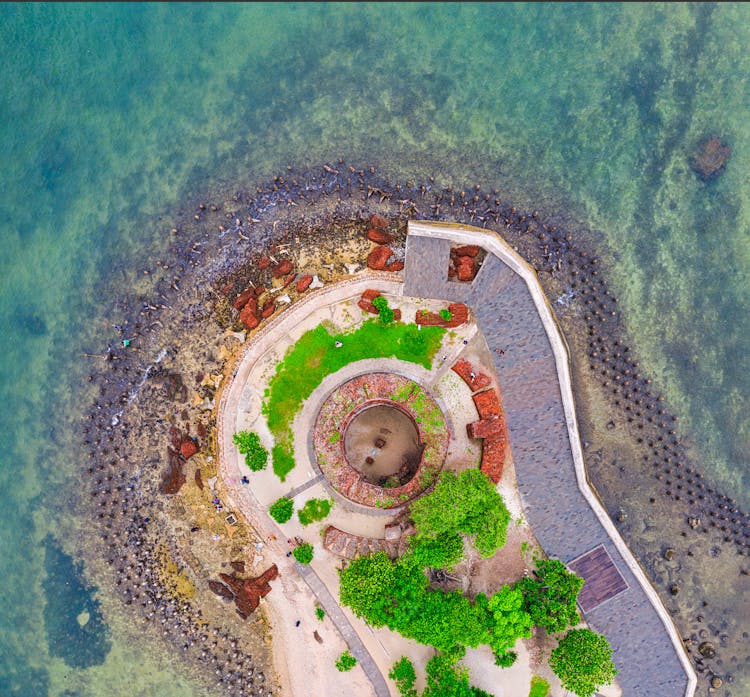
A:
549;628;617;697
335;650;357;672
516;558;583;634
410;470;511;557
292;542;314;565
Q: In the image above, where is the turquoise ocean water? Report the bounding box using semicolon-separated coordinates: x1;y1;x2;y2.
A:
0;3;747;695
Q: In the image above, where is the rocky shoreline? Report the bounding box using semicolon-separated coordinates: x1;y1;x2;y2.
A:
80;162;748;695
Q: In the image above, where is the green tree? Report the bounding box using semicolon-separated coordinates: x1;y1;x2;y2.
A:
232;431;268;471
549;629;617;697
516;558;583;634
268;496;294;523
292;542;314;564
406;532;464;571
389;657;418;697
410;470;510;557
297;497;332;525
486;585;533;660
339;551;399;626
422;653;493;697
335;650;357;672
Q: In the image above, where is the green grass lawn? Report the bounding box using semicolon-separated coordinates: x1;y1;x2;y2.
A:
263;319;445;479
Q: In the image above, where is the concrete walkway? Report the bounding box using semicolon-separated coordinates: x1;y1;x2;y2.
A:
404;221;696;697
296;561;390;697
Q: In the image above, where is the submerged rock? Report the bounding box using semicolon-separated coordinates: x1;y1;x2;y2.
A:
691;136;731;180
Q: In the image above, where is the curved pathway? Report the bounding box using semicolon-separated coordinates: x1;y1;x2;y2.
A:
404;221;697;697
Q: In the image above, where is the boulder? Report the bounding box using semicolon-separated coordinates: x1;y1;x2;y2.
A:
160;448;186;495
296;274;313;293
362;289;381;302
369;213;389;230
283;272;296;288
217;564;279;619
367;228;394;244
180;438;198;460
261;300;276;319
258;255;271;270
208;580;234;599
691;137;731;180
239;298;259;330
233;287;255;311
271;259;293;278
386;260;404;272
367;245;393;270
456;256;476;282
452;244;480;258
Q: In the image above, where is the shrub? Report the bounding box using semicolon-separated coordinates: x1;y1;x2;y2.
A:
292;543;314;565
232;431;268;471
439;308;452;321
516;558;583;634
389;657;417;697
549;629;617;697
373;295;396;325
335;650;357;672
268;497;293;524
298;498;332;526
271;443;295;480
494;650;517;668
315;606;325;621
529;675;550;697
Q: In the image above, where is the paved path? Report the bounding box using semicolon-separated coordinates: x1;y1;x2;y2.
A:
283;473;325;500
296;561;391;697
405;222;696;697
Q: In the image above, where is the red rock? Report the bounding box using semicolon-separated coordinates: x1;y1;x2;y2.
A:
283;272;296;288
451;359;492;390
367;228;394;244
362;289;382;302
456;256;476;282
367;245;393;270
220;282;234;297
271;259;293;278
196;422;207;438
386;260;404;272
258;255;271;270
296;274;313;293
218;565;278;619
369;213;389;229
254;285;265;296
239;298;259;330
208;580;234;599
169;426;183;450
194;469;204;490
691;136;731;180
230;560;246;573
233;287;255;310
452;244;480;258
261;300;276;318
358;299;378;315
473;390;502;419
180;438;198;460
160;447;185;495
467;418;506;439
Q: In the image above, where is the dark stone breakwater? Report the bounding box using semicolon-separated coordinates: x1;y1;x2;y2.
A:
79;162;748;696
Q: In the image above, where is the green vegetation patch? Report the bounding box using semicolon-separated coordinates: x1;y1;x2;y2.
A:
315;606;325;621
232;431;268;471
297;498;332;526
410;470;511;557
549;629;617;697
268;496;294;524
529;675;550;697
389;654;492;697
292;542;314;565
516;558;583;634
335;650;357;672
263;320;445;480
